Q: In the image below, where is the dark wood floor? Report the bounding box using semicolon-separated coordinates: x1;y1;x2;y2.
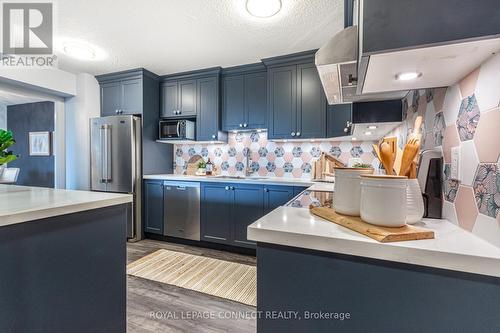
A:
127;239;257;333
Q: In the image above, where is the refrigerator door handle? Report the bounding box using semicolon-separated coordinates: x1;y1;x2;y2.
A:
99;125;107;183
104;124;112;183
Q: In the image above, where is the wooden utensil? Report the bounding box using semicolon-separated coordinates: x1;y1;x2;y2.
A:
372;144;382;161
399;137;421;176
310;206;434;243
382;136;398;175
409;161;417;179
412;115;423;136
379;141;394;175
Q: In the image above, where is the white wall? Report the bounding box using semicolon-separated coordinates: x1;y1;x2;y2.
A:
0;104;6;129
0;68;77;96
64;73;100;190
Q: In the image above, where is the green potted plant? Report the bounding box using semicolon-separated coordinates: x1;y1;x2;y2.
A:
197;160;207;175
0;129;17;175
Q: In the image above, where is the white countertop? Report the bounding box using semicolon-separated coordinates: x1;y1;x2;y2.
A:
306;182;334;192
144;174;315;187
0;185;132;227
248;206;500;278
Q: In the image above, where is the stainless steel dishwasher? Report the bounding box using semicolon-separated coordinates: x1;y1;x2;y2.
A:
163;181;200;241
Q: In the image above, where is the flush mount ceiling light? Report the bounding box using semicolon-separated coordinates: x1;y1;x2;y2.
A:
246;0;282;18
364;131;372;136
58;38;107;61
395;71;422;81
368;125;377;130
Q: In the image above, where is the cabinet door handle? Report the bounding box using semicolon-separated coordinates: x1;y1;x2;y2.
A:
231;186;235;190
212;134;216;139
239;124;243;128
291;132;296;137
115;109;119;114
225;186;230;191
344;127;348;133
296;131;301;136
243;123;248;128
264;188;269;192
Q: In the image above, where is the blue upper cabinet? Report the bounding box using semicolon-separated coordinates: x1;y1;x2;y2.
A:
222;75;245;130
244;72;267;130
296;63;326;139
160;81;179;118
263;51;327;140
327;103;352;138
178;80;197;117
222;64;267;131
197;76;226;142
100;81;122;116
160;79;197;118
267;65;297;139
97;71;144;116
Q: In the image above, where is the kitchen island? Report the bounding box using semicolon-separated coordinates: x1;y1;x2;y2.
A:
0;185;132;333
248;205;500;333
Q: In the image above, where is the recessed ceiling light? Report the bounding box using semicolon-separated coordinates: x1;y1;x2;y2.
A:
395;72;422;81
364;131;372;136
368;125;377;130
351;137;357;141
246;0;282;18
58;38;107;61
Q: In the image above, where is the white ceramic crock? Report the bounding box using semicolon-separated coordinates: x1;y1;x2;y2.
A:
406;179;425;224
360;175;408;227
333;167;374;216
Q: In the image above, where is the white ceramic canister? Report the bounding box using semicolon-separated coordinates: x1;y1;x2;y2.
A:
406;179;425;224
360;175;408;227
333;167;374;216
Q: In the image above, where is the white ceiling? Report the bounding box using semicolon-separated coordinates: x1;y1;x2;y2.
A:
52;0;344;76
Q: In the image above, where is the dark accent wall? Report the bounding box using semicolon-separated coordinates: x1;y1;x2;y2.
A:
7;101;55;188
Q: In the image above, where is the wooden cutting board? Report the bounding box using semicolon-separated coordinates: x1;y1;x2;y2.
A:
310;206;434;243
185;155;204;176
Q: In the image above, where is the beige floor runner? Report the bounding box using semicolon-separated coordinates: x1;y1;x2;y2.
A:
127;249;257;306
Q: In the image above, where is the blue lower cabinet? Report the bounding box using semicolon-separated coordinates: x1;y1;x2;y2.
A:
201;182;265;249
264;186;294;215
293;186;308;197
144;180;164;235
232;184;264;248
201;183;233;244
199;183;309;249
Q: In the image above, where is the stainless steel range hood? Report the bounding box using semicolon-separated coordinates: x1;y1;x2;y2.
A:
315;25;359;104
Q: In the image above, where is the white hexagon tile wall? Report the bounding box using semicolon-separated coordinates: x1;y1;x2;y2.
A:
387;53;500;248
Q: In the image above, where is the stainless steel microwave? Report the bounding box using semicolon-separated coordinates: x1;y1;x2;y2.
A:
159;119;195;140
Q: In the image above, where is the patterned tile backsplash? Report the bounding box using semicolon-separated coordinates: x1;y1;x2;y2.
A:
174;133;379;179
387;53;500;248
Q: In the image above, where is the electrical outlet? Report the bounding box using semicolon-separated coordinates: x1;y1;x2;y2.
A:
451;146;460;180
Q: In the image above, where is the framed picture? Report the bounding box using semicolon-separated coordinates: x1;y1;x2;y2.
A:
29;131;51;156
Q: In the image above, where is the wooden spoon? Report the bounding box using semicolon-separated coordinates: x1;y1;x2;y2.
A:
399;137;421;176
379;141;395;175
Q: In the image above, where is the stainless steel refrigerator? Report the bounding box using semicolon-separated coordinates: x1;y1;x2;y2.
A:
90;115;142;241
